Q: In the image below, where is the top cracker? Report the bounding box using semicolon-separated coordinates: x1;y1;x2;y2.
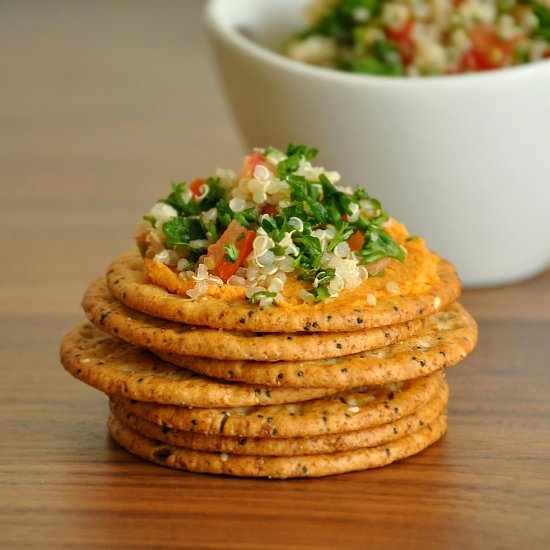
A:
108;144;460;332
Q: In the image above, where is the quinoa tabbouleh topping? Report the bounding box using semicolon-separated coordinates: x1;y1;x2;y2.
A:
286;0;550;76
136;145;409;307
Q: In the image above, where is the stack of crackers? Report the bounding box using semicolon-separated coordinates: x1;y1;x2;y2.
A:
61;144;478;477
60;249;477;478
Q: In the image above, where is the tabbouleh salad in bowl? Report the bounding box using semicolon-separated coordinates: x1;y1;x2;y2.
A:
135;144;433;308
285;0;550;76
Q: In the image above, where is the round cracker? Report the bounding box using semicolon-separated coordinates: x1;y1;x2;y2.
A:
110;386;448;456
60;323;336;407
106;249;460;333
112;371;445;438
158;303;478;388
83;278;424;361
108;413;448;478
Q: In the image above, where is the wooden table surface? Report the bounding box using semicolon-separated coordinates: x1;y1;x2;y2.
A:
2;1;549;548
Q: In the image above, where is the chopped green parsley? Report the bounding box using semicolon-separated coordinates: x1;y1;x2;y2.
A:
224;244;240;263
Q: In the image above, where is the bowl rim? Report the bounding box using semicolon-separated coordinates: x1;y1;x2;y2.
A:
205;0;550;88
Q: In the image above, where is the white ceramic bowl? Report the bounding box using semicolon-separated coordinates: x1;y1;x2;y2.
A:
205;0;550;287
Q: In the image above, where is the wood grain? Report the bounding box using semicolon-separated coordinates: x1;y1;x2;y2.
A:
1;1;549;548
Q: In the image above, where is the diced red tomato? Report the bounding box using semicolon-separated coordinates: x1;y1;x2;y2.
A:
463;26;524;71
248;151;264;176
206;220;256;282
387;18;415;65
135;232;149;257
261;203;279;215
235;151;265;180
235;150;276;181
457;49;478;72
348;230;365;252
189;178;206;199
